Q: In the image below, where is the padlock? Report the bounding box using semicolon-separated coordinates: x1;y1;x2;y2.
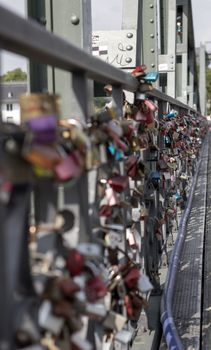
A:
84;302;107;320
70;333;93;350
138;273;153;293
108;175;129;193
38;300;64;335
125;155;138;178
99;204;113;217
54;150;83;182
131;64;147;78
124;267;140;290
103;311;127;332
85;275;107;302
20;93;60;122
23;144;61;170
58;276;81;297
39;276;63;302
107;120;123;138
66;249;85;277
53;300;83;333
26;114;57;144
114;329;132;345
120;120;134;139
41;336;60;350
77;242;102;259
143;71;159;82
144;99;157;112
126;227;137;248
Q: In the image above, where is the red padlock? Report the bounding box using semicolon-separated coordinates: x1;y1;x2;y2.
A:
108;175;129;193
66;249;85;277
124;268;140;290
58;277;81;297
85;276;107;302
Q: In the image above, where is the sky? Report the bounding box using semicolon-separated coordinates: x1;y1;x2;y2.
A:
0;0;210;73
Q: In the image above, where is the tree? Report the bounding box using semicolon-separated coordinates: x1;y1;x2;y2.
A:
1;68;27;82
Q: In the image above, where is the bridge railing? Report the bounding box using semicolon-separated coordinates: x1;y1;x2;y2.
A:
0;5;200;350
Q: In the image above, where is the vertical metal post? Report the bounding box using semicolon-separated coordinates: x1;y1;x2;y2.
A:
199;43;207;116
188;49;195;107
27;0;58;226
159;0;168;55
122;0;158;70
45;0;94;245
112;86;128;256
141;0;159;71
63;73;92;244
176;0;188;104
27;0;48;92
167;0;176;97
122;0;141;71
45;0;93;117
158;0;176;97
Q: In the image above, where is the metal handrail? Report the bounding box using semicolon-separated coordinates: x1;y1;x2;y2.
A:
147;89;197;112
0;6;137;91
160;141;207;350
0;5;198;114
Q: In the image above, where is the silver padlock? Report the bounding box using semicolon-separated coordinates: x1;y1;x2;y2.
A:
38;300;64;335
77;242;102;259
135;92;146;100
70;332;93;350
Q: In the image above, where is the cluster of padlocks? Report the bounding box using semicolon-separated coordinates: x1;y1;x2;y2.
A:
0;69;207;349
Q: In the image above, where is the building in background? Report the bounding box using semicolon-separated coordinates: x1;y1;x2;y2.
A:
0;81;27;124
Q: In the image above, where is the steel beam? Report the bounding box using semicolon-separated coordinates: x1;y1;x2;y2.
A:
140;0;158;71
176;0;188;104
27;0;48;92
188;49;194;107
45;0;93;117
199;43;207;116
167;0;176;98
158;0;176;97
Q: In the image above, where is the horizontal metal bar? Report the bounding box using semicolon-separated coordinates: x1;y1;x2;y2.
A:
0;6;198;113
0;6;138;92
147;89;196;112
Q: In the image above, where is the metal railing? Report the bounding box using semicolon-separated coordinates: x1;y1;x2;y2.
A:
0;4;201;350
0;5;199;112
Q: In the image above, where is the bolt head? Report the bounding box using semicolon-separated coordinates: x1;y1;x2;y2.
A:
125;57;132;63
71;14;80;25
126;45;133;51
127;33;133;38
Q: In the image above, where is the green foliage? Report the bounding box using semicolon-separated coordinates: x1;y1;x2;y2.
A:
94;97;110;113
206;68;211;94
1;68;27;82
